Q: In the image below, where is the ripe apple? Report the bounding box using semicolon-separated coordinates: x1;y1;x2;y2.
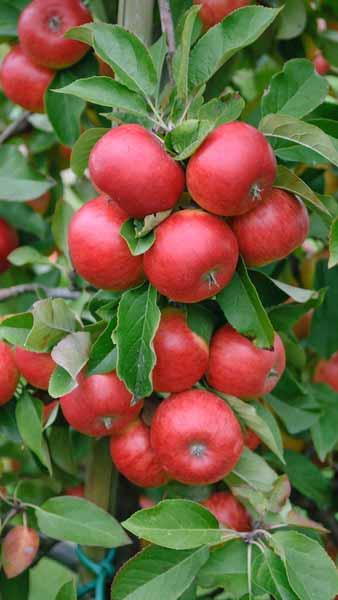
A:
60;371;143;437
314;352;338;392
18;0;92;69
110;420;168;487
14;348;56;390
153;308;209;392
187;122;277;216
207;325;286;398
313;52;330;75
68;195;144;290
27;192;51;215
0;46;54;113
0;218;19;274
202;491;251;531
231;189;310;266
0;342;19;406
2;526;40;579
194;0;252;29
243;428;260;451
293;310;313;340
150;389;243;485
88;124;185;218
143;209;239;303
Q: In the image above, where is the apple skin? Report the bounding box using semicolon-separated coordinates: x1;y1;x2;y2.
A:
143;209;239;303
89;124;185;218
313;52;330;75
193;0;252;29
314;352;338;392
110;420;169;488
68;195;143;290
293;310;313;340
65;485;85;497
60;371;143;437
27;192;51;215
150;389;243;485
207;325;286;398
2;526;40;579
187;122;277;217
0;218;19;274
18;0;92;69
14;348;56;390
202;491;251;531
153;308;209;392
0;342;19;406
43;400;58;424
243;429;260;451
0;46;54;113
232;189;310;267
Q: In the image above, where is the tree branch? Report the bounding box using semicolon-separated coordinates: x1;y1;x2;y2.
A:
158;0;176;84
0;111;31;145
0;284;81;302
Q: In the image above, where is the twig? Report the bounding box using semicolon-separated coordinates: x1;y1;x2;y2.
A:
0;284;81;302
158;0;176;84
0;111;31;145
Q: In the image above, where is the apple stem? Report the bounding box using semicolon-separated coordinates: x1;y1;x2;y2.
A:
250;182;263;201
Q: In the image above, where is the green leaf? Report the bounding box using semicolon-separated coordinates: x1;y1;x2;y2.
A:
253;548;298;600
198;94;245;126
52;199;74;257
111;545;209;600
284;449;331;507
274;165;330;216
36;496;131;547
48;366;77;399
48;426;76;475
25;299;77;353
268;392;319;435
150;34;167;102
188;6;281;88
175;5;201;101
70;127;109;177
0;146;54;201
319;30;338;69
8;246;50;267
0;312;33;346
276;0;307;40
226;448;277;493
92;23;157;97
0;2;19;38
87;318;117;375
55;581;77;600
122;500;227;550
51;332;90;379
262;59;329;120
165;120;214;161
114;283;160;398
65;23;93;45
268;290;325;332
260;114;338;167
311;385;338;461
120;220;155;256
186;303;218;345
272;531;338;600
308;260;338;358
0;200;48;239
329;216;338;269
216;259;274;349
28;558;76;600
197;539;248;597
0;571;29;600
15;392;51;472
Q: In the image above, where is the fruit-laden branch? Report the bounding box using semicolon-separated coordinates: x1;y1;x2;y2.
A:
0;111;31;145
158;0;176;82
0;284;81;301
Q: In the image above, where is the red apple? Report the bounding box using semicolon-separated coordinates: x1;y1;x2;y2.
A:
65;485;85;497
14;348;56;390
0;218;18;274
232;188;310;266
153;308;209;392
2;526;39;579
42;400;58;424
143;209;238;303
88;124;185;218
187;122;277;216
0;342;19;406
139;495;156;509
68;195;143;290
314;353;338;391
313;52;330;75
18;0;92;69
207;325;286;398
60;371;143;437
243;428;261;451
26;192;51;215
194;0;252;29
150;389;243;485
110;420;168;487
202;491;251;531
0;46;54;113
293;310;313;340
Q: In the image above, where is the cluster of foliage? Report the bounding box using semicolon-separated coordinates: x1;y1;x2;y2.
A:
0;0;338;599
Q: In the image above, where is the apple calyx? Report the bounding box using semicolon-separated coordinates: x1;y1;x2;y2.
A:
48;15;62;32
250;182;263;201
189;442;206;457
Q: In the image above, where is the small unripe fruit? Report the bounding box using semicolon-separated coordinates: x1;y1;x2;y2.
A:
313;52;330;75
110;420;168;487
187;122;277;216
14;348;56;390
314;352;338;392
202;491;251;531
151;389;243;485
27;192;51;215
2;526;39;579
60;371;143;437
207;325;286;398
194;0;252;29
232;189;310;266
0;46;54;113
0;342;19;406
143;209;239;303
153;308;209;392
68;195;143;290
89;124;185;218
0;218;18;274
18;0;92;69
